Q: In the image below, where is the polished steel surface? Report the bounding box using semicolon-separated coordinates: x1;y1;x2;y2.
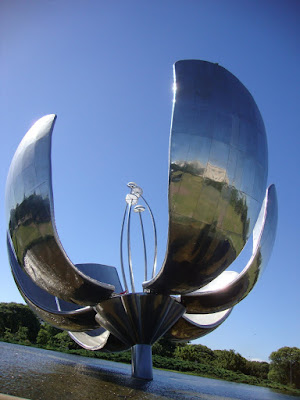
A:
140;195;158;279
9;228;128;346
17;286;99;332
181;184;278;313
7;233;101;331
165;308;232;342
5;60;277;381
120;203;129;292
127;201;135;292
144;60;268;295
5;114;115;306
132;344;153;380
95;293;185;347
120;183;158;291
68;329;130;352
134;205;148;281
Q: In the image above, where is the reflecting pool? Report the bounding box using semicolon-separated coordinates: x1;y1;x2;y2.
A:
0;342;298;400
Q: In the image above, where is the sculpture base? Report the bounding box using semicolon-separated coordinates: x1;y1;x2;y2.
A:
131;344;153;380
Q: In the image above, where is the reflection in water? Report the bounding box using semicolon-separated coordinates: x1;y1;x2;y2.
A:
0;342;297;400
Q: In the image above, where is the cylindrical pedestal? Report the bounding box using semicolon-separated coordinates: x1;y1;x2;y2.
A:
131;344;153;380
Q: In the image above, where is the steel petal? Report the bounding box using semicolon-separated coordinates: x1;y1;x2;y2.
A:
5;115;114;305
144;60;268;295
181;184;278;313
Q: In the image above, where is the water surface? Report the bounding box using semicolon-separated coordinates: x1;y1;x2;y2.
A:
0;342;298;400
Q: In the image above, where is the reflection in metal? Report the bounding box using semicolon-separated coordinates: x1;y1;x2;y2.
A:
132;344;153;380
134;205;147;281
144;60;269;295
165;308;233;342
95;293;185;347
126;200;135;292
120;182;158;292
68;329;130;352
140;194;158;279
6;60;277;380
5;114;114;306
120;204;129;293
181;185;278;313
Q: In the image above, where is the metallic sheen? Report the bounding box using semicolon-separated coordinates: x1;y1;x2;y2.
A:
165;308;232;342
132;345;153;380
5;60;277;381
5;115;115;306
7;233;99;331
68;329;130;352
95;293;185;347
181;184;277;313
144;60;268;295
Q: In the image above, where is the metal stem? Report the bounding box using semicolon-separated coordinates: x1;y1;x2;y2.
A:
132;344;153;380
138;211;148;282
141;195;157;279
120;204;129;293
127;202;135;292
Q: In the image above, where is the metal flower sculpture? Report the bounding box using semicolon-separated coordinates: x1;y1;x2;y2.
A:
5;60;277;380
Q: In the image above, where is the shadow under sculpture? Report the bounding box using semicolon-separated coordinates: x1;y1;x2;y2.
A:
5;60;278;380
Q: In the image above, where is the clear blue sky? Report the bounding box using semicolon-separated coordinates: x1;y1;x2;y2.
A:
0;0;299;362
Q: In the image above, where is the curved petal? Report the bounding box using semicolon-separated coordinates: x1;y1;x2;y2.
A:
5;115;114;305
19;287;99;332
95;293;185;346
144;60;268;295
165;308;232;342
68;329;130;352
181;184;278;313
7;233;100;331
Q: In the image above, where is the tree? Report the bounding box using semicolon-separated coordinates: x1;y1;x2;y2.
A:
36;323;61;347
14;326;30;344
152;337;179;357
0;302;40;342
244;360;269;379
3;328;14;342
214;349;246;373
36;325;53;346
268;347;300;388
52;331;79;350
175;344;215;364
